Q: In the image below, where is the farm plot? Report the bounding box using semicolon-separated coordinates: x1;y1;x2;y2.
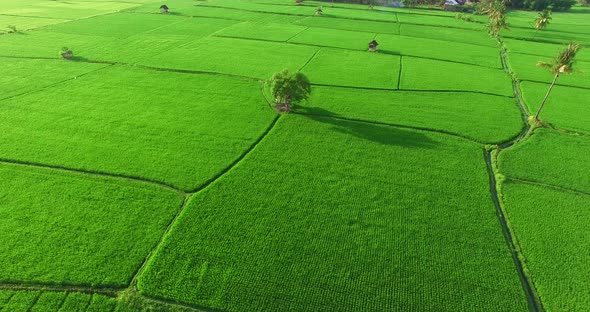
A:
399;24;497;48
41;13;181;38
0;57;108;100
508;52;590;89
300;48;400;89
500;182;590;311
503;28;590;46
376;34;503;69
503;39;590;62
400;56;513;96
138;115;527;311
0;0;141;20
295;17;400;35
0;15;70;33
301;87;523;143
0;163;183;286
288;27;376;50
396;12;486;30
520;81;590;133
147;36;319;79
0;64;276;191
498;129;590;193
215;21;306;41
126;2;305;24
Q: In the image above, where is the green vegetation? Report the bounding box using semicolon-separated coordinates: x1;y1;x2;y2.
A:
301;48;400;88
400;56;513;96
533;42;581;122
1;0;589;311
0;163;183;285
500;182;590;311
302;87;523;143
139;115;526;311
270;69;311;112
521;81;590;133
0;65;276;190
498;129;590;192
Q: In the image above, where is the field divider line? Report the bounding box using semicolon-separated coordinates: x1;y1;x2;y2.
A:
486;38;543;312
518;79;590;92
130;115;281;288
0;282;123;295
128;193;191;287
285;26;309;43
505;177;590;196
298;48;322;72
397;55;403;90
293;111;483;145
27;292;43;311
207;34;503;70
0;157;183;193
484;150;542;312
0;63;113;104
544;125;590;138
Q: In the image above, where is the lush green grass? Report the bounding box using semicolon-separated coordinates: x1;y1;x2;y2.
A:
501;181;590;311
301;86;523;143
400;23;497;48
216;21;306;41
0;163;183;286
0;65;276;190
376;34;503;68
148;36;319;79
295;16;400;35
87;294;118;312
0;0;141;20
508;52;590;89
498;129;590;193
301;48;400;89
520;81;590;133
504;39;590;62
400;56;513;96
30;291;68;312
0;15;70;33
396;11;485;30
0;57;108;100
139;115;526;311
289;26;376;50
1;291;39;311
60;292;92;311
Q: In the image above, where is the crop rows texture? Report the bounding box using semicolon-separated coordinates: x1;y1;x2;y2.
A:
138;115;527;311
301;86;523;143
400;57;513;96
0;64;276;190
498;129;590;193
508;52;590;89
500;182;590;311
520;81;590;134
301;48;401;89
0;162;183;286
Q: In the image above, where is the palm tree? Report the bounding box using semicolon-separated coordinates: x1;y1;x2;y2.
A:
534;42;581;122
534;9;552;31
482;1;508;38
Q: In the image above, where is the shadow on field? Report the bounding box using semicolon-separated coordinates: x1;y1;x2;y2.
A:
296;106;439;148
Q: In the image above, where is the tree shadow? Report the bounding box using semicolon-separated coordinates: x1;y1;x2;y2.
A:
295;106;439;149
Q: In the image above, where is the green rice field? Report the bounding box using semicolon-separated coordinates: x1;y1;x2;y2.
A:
0;0;588;311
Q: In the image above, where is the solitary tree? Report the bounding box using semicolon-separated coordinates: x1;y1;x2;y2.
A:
270;69;311;113
534;42;580;122
534;9;552;31
60;47;73;59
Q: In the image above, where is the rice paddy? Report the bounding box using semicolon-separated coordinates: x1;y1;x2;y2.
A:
1;0;588;311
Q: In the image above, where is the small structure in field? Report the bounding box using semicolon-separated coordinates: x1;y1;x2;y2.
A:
315;7;323;16
295;0;303;4
368;40;379;52
160;4;169;13
60;47;73;59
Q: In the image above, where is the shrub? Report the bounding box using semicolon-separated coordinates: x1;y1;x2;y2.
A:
509;0;575;11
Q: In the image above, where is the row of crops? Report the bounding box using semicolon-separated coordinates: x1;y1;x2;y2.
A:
0;0;588;311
